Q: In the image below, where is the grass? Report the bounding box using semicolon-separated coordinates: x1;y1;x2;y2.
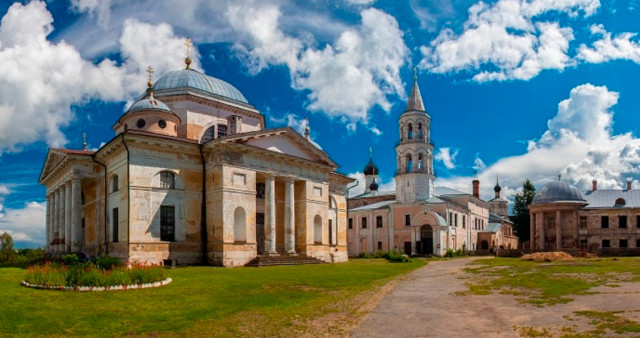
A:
0;258;425;337
463;257;640;306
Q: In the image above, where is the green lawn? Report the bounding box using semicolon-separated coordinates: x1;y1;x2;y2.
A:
464;257;640;306
0;259;425;337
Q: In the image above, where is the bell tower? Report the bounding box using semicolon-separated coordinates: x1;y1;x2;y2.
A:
395;69;435;203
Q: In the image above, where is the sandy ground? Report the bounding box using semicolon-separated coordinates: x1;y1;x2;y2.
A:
351;257;640;337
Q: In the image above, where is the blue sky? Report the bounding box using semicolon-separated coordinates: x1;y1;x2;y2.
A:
0;0;639;247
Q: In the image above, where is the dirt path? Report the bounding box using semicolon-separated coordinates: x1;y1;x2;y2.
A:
351;257;640;337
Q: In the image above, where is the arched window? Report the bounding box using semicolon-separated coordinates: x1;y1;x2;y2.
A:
202;125;215;143
160;171;175;189
418;154;424;170
234;207;246;243
110;175;119;193
407;123;413;139
417;123;423;140
217;124;228;138
314;215;322;244
406;155;413;172
615;198;626;206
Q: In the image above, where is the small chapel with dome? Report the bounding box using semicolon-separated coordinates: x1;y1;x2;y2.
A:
38;40;353;267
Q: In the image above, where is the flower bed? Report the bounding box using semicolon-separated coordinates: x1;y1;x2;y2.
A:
22;256;170;291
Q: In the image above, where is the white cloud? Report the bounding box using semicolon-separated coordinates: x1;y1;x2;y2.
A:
0;201;45;247
268;112;308;136
344;0;377;5
228;5;409;129
438;83;640;203
419;0;599;81
0;2;196;153
435;147;459;169
578;24;640;64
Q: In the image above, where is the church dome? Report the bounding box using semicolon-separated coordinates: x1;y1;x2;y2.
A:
127;93;171;114
494;182;501;193
532;178;587;204
153;69;248;104
369;178;379;191
363;158;379;176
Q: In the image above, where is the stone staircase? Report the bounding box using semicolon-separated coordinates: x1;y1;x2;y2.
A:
245;254;325;267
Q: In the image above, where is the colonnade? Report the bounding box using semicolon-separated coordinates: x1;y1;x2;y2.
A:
529;210;581;250
46;178;83;253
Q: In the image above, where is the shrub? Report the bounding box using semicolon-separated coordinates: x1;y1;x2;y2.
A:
444;249;455;257
24;263;66;287
386;250;412;263
96;255;121;270
63;254;79;266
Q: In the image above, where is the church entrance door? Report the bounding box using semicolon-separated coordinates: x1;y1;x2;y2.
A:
256;213;265;255
420;225;434;255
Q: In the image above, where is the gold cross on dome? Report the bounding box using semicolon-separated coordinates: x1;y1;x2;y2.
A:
146;66;154;86
185;37;192;59
82;133;88;151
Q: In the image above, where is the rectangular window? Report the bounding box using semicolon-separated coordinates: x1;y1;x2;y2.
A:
160;205;175;242
256;183;265;199
637;239;640;248
462;216;466;229
637;215;640;228
348;218;353;230
580;216;587;229
328;220;333;246
112;207;119;243
602;239;610;248
377;242;382;251
449;212;453;226
160;171;175;189
620;239;628;248
619;215;627;228
580;239;588;249
454;214;458;227
376;216;383;228
405;214;411;226
601;216;609;228
362;217;367;229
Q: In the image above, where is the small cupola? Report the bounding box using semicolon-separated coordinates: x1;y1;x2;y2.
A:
494;177;502;198
114;66;180;137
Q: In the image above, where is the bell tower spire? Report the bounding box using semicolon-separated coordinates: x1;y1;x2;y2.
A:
394;68;434;203
405;67;425;112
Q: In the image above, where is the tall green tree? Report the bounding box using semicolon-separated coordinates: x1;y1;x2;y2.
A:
0;232;17;264
512;179;536;246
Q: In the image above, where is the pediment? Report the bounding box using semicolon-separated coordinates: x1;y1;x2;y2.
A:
39;150;67;184
224;128;337;167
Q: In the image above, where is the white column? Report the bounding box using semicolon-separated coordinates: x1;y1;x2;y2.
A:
65;182;72;252
58;187;65;253
71;179;82;252
45;194;51;253
265;175;277;255
284;179;296;254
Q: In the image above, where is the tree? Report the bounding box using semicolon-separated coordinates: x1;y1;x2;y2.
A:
0;232;17;264
512;179;536;246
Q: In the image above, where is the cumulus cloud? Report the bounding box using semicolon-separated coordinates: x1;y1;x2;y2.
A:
228;5;409;129
435;147;459;169
419;0;599;82
0;201;46;247
437;83;640;203
0;1;196;153
578;24;640;64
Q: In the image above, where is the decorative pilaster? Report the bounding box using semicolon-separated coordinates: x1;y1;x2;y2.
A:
529;211;535;251
539;212;545;251
65;182;72;252
556;210;562;250
574;212;580;248
284;179;296;254
71;179;82;252
265;175;277;255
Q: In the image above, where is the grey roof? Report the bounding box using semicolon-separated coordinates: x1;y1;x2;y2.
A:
434;186;468;196
424;196;447;203
481;222;503;233
584;189;640;208
405;75;425;112
350;200;395;212
350;190;395;199
154;69;248;104
532;180;587;204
